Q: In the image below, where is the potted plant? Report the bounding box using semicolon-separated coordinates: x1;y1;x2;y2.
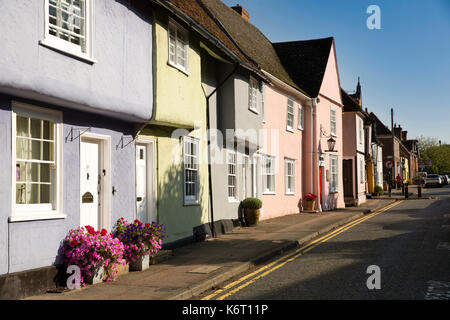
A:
241;197;262;227
61;225;125;286
115;218;167;271
373;185;384;196
303;193;317;211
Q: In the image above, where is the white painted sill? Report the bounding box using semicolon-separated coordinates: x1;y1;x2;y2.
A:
286;127;294;133
9;212;67;223
167;61;190;76
263;191;276;195
248;107;260;115
39;39;97;64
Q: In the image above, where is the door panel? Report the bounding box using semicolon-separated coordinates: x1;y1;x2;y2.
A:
136;145;148;223
343;159;353;197
80;140;100;230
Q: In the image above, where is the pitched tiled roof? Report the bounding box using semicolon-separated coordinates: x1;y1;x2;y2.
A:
370;112;392;136
273;38;334;98
199;0;305;94
153;0;257;70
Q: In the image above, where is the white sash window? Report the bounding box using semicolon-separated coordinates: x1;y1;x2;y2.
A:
183;136;199;205
168;20;189;73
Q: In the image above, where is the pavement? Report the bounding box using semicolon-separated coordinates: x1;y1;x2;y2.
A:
26;198;398;300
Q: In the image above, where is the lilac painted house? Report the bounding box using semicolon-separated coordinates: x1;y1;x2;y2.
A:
0;0;154;298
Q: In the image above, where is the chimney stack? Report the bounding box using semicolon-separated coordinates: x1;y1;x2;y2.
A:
393;124;403;141
402;131;408;142
231;4;250;22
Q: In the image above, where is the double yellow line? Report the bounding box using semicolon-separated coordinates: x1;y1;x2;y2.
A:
202;200;402;300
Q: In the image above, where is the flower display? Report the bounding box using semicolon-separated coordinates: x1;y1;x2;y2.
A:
304;193;318;201
61;226;125;286
115;218;167;263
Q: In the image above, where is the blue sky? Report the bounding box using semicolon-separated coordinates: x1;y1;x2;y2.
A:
222;0;450;142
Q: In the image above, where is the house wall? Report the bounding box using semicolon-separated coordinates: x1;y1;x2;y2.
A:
315;42;345;211
261;84;304;219
140;9;210;244
343;113;356;156
0;96;136;274
0;0;153;122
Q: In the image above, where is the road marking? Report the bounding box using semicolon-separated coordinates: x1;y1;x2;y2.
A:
202;201;403;300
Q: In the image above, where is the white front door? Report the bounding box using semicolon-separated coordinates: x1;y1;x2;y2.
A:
136;142;156;223
136;144;148;222
80;139;100;230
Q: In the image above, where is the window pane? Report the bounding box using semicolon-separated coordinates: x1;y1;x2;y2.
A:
43;142;54;161
40;185;51;204
43;120;54;140
26;184;39;204
16;138;30;160
16;116;29;137
16;184;26;204
29;163;39;183
31;140;41;160
16;162;27;182
30;118;42;139
40;164;52;183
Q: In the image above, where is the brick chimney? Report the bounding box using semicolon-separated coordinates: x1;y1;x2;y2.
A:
231;4;250;22
393;124;403;141
402;131;408;142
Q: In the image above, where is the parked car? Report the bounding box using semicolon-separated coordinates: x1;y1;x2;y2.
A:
425;174;442;187
441;175;449;185
418;172;427;185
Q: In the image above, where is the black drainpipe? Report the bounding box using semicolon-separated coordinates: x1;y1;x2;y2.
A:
203;62;239;239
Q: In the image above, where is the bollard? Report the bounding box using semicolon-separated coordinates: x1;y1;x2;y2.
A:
405;184;409;199
418;185;422;198
401;183;405;195
388;184;392;197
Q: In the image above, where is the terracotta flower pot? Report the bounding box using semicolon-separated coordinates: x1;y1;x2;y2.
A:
244;208;260;227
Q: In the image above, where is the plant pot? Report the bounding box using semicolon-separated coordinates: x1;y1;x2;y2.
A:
84;266;104;285
244;208;260;227
129;254;150;271
303;200;315;211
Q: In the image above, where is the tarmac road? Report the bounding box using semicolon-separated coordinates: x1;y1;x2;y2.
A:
202;187;450;300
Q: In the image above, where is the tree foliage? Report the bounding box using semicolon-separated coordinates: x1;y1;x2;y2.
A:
418;136;450;174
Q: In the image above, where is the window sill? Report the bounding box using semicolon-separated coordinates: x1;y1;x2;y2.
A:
167;61;190;76
39;39;97;65
263;192;276;195
249;107;260;115
228;198;240;203
286;127;294;133
184;201;200;207
285;192;296;196
297;126;304;131
9;212;67;223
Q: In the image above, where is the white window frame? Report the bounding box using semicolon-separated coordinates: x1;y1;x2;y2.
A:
359;118;364;145
285;158;296;195
330;155;339;193
168;19;189;74
10;101;65;222
286;98;295;132
263;155;276;194
248;76;259;114
298;104;304;130
360;158;365;184
183;136;200;206
261;83;266;123
330;107;337;137
40;0;95;64
227;150;238;202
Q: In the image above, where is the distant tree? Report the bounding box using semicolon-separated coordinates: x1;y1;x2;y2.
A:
418;136;450;174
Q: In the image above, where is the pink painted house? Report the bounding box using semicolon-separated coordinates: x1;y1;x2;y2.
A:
260;75;310;220
274;37;346;211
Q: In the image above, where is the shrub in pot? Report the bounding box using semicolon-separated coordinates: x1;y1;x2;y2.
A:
373;185;384;196
241;198;262;227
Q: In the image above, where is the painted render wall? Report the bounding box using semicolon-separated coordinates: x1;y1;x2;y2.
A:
139;9;210;244
314;42;345;211
203;53;263;225
0;96;136;275
0;0;153;122
261;84;305;220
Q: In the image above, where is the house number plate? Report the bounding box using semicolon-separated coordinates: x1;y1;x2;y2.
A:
82;192;94;203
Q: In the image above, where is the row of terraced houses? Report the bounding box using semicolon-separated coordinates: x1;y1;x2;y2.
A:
0;0;419;298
